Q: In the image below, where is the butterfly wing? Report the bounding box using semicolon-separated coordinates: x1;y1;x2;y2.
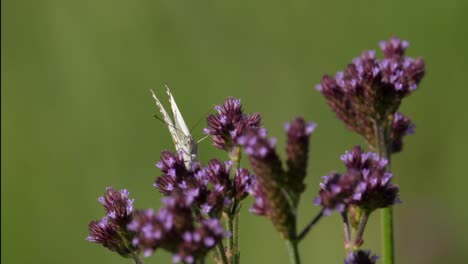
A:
165;85;192;140
150;89;181;148
165;85;198;164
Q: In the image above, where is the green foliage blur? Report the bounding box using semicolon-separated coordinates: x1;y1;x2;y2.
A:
2;0;467;263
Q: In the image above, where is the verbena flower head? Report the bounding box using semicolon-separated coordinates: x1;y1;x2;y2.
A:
87;187;136;257
154;150;197;195
285;118;317;198
196;159;254;210
316;36;424;151
128;191;226;262
238;117;316;238
315;146;400;214
172;219;226;263
344;250;379;264
154;150;253;217
314;172;360;216
390;112;415;153
342;146;400;212
205;97;262;152
98;187;134;227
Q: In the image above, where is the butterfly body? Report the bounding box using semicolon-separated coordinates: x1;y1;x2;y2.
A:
151;85;198;170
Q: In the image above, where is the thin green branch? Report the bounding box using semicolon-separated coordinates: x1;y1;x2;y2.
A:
341;211;352;249
354;211;370;248
131;252;143;264
297;209;324;241
285;239;301;264
216;241;229;264
374;121;394;264
228;146;242;264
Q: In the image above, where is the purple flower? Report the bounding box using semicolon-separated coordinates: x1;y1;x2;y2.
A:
314;172;360;215
128;192;227;262
346;147;400;212
315;146;400;214
154;150;205;204
238;128;293;238
87;187;136;257
98;187;134;227
233;168;254;201
87;217;135;257
194;159;254;215
316;36;424;149
155;150;254;217
239;118;316;238
205;97;262;152
344;250;379;264
128;192;196;257
248;178;269;216
340;146;388;171
201;159;232;192
154;151;197;195
285;118;317;197
173;219;226;263
390;112;415;153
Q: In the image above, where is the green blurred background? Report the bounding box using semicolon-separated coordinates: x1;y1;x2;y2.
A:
2;0;468;263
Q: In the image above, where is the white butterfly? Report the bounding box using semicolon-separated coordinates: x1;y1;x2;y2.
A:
151;85;198;170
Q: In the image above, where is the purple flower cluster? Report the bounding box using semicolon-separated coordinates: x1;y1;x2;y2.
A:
128;192;227;263
344;250;379;264
316;36;424;151
154;150;254;217
238;117;316;238
285;118;317;196
315;146;399;215
390;112;415;153
205;97;262;152
87;187;136;257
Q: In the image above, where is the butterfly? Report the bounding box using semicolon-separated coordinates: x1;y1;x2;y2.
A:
151;85;198;171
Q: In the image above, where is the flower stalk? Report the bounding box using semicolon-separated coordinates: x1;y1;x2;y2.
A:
285;239;301;264
228;146;242;264
374;121;394;264
131;253;144;264
216;241;229;264
297;209;324;242
353;211;370;248
341;212;352;249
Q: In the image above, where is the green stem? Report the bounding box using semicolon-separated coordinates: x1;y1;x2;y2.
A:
131;252;143;264
227;212;234;260
382;207;394;264
286;239;301;264
341;212;352;249
216;241;229;264
374;121;394;264
353;211;370;248
233;212;239;263
228;146;242;264
297;209;323;241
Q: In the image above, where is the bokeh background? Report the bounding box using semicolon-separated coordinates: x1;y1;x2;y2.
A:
3;0;468;263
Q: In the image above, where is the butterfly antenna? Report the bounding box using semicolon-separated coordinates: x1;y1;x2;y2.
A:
197;134;210;144
153;114;187;135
